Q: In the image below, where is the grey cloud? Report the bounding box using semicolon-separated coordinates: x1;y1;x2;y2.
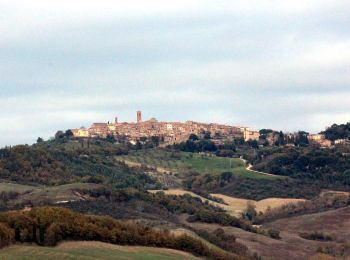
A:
1;1;350;146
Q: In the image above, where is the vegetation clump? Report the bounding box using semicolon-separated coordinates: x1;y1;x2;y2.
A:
300;231;333;241
0;207;240;259
0;142;158;189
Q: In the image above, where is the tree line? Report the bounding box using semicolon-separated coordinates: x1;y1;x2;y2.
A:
0;206;241;260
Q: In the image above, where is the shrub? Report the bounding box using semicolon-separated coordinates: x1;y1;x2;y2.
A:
299;231;333;241
267;229;281;239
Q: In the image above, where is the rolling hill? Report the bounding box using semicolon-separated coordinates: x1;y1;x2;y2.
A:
0;241;200;260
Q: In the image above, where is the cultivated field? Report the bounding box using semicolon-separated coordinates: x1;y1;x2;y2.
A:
180;207;350;260
118;149;279;179
212;193;306;215
0;241;200;260
264;206;350;244
149;189;306;217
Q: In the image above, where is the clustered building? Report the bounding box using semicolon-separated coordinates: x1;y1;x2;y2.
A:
71;111;259;144
69;111;347;148
307;133;332;147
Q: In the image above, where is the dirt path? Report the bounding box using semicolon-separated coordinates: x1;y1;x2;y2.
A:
239;158;283;178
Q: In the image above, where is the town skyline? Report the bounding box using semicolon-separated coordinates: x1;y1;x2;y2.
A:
70;110;335;140
0;109;345;148
63;110;343;149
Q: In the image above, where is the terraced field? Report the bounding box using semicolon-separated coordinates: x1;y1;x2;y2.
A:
118;149;279;179
0;241;200;260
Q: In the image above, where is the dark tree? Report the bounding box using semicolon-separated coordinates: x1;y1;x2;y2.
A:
189;134;199;141
55;131;64;140
204;131;211;140
295;131;309;146
106;134;115;143
259;129;273;140
65;129;73;138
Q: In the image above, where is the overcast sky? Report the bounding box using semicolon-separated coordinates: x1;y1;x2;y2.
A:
1;0;350;147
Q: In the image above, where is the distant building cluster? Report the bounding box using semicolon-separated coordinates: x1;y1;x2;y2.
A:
69;111;347;148
71;111;258;144
307;134;332;148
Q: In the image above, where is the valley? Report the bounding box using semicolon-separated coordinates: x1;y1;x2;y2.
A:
0;135;349;259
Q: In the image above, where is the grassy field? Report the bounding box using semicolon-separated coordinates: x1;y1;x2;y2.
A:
0;182;40;193
118;149;279;179
18;183;101;202
0;182;102;207
149;189;306;217
0;241;200;260
211;193;306;215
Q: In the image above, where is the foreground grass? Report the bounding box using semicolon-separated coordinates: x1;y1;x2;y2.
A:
0;241;200;260
119;149;278;179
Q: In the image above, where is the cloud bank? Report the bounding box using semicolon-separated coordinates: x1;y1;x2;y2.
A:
1;0;350;146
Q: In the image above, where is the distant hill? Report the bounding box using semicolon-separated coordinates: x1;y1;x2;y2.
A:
0;140;158;189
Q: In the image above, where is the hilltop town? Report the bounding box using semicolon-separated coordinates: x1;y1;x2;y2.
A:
70;111;349;148
71;111;260;144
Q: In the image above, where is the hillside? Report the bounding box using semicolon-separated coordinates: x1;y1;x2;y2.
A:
0;207;240;259
149;189;306;217
0;140;158;189
0;138;349;259
0;241;200;260
180;206;350;259
118;149;279;179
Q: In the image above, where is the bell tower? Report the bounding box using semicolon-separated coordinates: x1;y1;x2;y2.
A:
137;111;142;124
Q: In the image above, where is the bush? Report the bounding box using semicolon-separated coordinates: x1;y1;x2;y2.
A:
0;222;14;248
267;229;281;239
299;231;333;241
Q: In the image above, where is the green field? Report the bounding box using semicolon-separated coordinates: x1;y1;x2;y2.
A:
0;242;200;260
118;149;279;179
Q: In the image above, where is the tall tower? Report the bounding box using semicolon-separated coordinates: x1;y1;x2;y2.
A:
115;116;118;124
137;111;142;124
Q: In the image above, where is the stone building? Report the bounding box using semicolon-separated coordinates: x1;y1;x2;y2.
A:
243;129;260;141
71;111;248;144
